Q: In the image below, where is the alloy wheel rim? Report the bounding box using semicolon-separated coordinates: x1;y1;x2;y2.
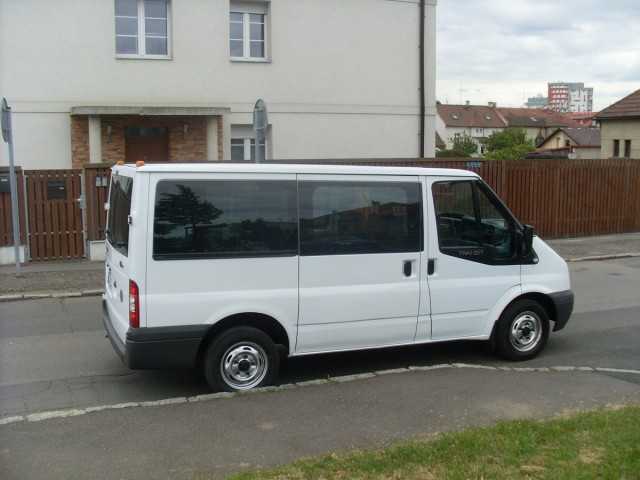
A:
220;342;268;390
509;311;542;352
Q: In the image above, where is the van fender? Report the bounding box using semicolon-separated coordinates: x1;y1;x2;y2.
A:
482;284;524;337
205;304;296;353
484;283;557;338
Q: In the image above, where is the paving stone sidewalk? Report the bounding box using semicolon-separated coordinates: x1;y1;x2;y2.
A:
0;232;638;299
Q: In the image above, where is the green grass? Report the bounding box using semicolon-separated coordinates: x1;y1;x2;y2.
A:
227;405;640;480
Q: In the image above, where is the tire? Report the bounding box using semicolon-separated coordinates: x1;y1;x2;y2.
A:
493;299;550;361
203;326;280;392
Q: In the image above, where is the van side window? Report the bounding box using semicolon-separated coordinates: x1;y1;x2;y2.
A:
106;175;133;256
432;180;516;264
300;181;422;256
153;180;297;260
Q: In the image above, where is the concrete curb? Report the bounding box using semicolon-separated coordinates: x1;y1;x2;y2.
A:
565;252;640;262
2;363;639;427
0;289;104;303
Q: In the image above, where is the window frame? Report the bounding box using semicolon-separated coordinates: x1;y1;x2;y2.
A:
115;0;172;60
624;140;632;159
431;179;525;266
231;137;267;162
613;139;620;158
229;9;268;62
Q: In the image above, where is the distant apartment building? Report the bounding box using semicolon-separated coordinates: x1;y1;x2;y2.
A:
548;82;594;113
525;95;548;109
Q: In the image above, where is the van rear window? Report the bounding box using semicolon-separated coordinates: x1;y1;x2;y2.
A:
106;175;133;256
153;180;298;260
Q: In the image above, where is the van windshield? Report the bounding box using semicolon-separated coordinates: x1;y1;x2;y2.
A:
107;174;133;256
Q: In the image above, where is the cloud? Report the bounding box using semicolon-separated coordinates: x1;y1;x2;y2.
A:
436;0;640;110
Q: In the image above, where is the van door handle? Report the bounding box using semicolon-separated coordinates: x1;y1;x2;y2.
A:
427;259;436;275
403;260;412;277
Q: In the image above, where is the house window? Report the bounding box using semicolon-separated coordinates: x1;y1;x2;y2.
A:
115;0;170;58
231;138;267;161
230;2;267;60
613;139;620;157
624;140;632;158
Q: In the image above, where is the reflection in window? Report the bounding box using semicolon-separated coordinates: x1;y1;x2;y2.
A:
432;181;515;262
300;181;421;256
107;175;133;256
153;180;297;259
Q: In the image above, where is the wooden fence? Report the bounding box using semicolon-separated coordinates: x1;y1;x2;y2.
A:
263;157;640;238
0;166;27;247
1;158;639;260
23;169;85;261
84;164;112;242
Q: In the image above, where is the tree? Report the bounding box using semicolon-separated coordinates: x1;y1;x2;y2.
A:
436;133;477;158
483;128;535;160
452;133;478;157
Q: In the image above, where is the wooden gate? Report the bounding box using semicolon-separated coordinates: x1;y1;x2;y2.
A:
24;170;85;261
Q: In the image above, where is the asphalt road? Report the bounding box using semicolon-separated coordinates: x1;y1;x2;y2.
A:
1;257;640;479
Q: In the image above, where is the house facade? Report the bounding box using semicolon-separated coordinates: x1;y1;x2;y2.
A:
536;127;601;159
435;103;506;156
0;0;438;170
595;89;640;159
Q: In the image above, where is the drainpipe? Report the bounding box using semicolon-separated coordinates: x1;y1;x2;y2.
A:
419;0;426;158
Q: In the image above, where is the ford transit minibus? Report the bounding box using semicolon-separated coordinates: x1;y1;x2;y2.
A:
103;163;573;392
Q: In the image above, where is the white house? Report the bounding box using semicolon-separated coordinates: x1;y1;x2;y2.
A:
436;102;506;156
0;0;437;170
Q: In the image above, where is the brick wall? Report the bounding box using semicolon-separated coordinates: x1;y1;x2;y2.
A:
70;116;90;169
71;115;214;166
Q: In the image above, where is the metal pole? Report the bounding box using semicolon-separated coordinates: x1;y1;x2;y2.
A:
253;99;267;163
2;98;21;274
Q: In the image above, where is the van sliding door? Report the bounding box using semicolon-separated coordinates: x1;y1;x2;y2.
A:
296;174;424;353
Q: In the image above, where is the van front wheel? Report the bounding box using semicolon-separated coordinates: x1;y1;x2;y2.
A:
203;327;280;392
494;299;550;361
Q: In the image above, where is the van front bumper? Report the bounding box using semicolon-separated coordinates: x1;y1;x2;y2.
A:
549;290;574;332
102;299;208;369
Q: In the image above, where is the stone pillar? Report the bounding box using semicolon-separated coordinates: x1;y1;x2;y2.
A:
206;116;219;161
88;116;102;164
221;113;231;161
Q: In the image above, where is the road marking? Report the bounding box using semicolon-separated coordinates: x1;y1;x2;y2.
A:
2;363;640;426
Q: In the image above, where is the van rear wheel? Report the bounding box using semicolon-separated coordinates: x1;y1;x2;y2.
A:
493;299;550;361
203;326;280;392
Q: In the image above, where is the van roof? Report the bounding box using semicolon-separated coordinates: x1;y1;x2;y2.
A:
113;163;479;178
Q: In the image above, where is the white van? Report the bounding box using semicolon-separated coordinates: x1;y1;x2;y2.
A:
103;163;573;392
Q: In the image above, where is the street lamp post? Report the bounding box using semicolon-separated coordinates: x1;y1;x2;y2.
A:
1;98;22;275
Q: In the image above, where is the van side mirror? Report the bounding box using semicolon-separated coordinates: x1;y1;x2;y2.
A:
521;224;535;256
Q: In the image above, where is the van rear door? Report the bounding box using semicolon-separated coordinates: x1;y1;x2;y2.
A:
105;169;135;343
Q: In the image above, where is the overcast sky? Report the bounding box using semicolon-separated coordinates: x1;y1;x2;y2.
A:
436;0;640;111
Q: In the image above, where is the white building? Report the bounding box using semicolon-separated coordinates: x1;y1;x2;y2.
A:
0;0;437;170
436;102;506;156
548;82;594;113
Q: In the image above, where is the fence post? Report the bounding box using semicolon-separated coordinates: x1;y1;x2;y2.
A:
21;171;30;262
79;169;88;259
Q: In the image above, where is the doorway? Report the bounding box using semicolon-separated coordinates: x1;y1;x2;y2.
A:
125;126;169;163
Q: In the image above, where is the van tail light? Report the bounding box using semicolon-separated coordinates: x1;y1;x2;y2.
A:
129;280;140;328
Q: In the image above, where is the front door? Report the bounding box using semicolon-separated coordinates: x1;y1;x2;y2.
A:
426;177;521;340
125;126;169;163
296;174;424;353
